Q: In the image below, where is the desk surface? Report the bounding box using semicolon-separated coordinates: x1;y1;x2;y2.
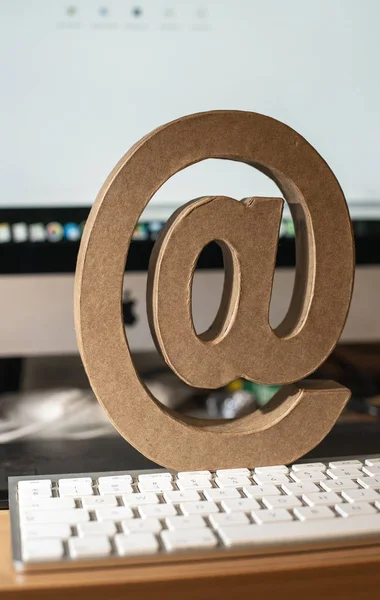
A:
1;511;380;600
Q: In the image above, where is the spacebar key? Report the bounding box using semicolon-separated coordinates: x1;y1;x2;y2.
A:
219;514;380;547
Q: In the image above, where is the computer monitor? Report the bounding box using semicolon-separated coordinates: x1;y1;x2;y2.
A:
1;0;380;357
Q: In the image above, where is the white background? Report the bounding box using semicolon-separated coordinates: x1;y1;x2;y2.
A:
0;0;379;216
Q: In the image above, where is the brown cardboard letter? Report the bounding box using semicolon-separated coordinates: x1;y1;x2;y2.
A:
75;111;354;469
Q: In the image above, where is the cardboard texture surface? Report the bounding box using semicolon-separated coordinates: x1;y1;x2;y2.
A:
74;110;354;470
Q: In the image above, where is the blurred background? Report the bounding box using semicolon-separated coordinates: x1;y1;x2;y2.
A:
1;0;380;496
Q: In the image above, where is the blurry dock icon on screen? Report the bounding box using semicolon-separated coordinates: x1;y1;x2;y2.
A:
0;222;11;243
46;222;64;243
29;223;46;242
132;223;149;240
64;222;81;241
12;222;28;243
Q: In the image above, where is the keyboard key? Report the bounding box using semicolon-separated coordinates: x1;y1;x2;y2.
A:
165;515;206;530
320;478;359;492
362;466;380;477
18;479;52;491
179;501;219;516
204;488;241;501
161;528;217;551
176;478;212;490
20;509;89;524
243;485;281;498
262;495;302;510
77;521;117;536
209;512;249;529
138;472;172;481
292;463;326;472
253;473;290;485
122;492;159;506
59;485;93;497
95;506;133;521
58;477;92;487
342;488;380;503
163;490;200;503
218;515;380;547
21;523;71;540
365;458;380;467
18;487;52;499
326;467;363;480
177;471;212;480
215;475;251;488
98;475;132;484
18;479;52;496
221;497;261;513
254;465;288;474
115;533;159;555
293;506;335;521
329;460;363;469
68;535;111;558
81;495;118;508
18;479;51;494
251;509;293;524
358;477;380;489
215;469;250;477
302;492;342;506
281;482;320;496
22;538;64;562
18;496;75;510
98;482;133;495
137;479;173;493
336;502;377;518
121;518;162;534
138;504;177;518
290;470;326;482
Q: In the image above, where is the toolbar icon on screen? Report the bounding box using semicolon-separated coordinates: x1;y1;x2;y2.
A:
132;223;149;240
0;223;11;243
131;6;143;17
148;221;163;240
64;222;81;241
12;223;28;243
29;223;46;242
46;222;64;243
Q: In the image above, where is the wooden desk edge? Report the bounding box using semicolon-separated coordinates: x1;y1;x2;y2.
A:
1;511;380;599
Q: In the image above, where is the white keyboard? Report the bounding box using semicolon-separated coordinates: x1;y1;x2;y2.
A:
9;455;380;572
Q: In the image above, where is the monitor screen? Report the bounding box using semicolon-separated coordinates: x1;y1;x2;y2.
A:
1;0;379;269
